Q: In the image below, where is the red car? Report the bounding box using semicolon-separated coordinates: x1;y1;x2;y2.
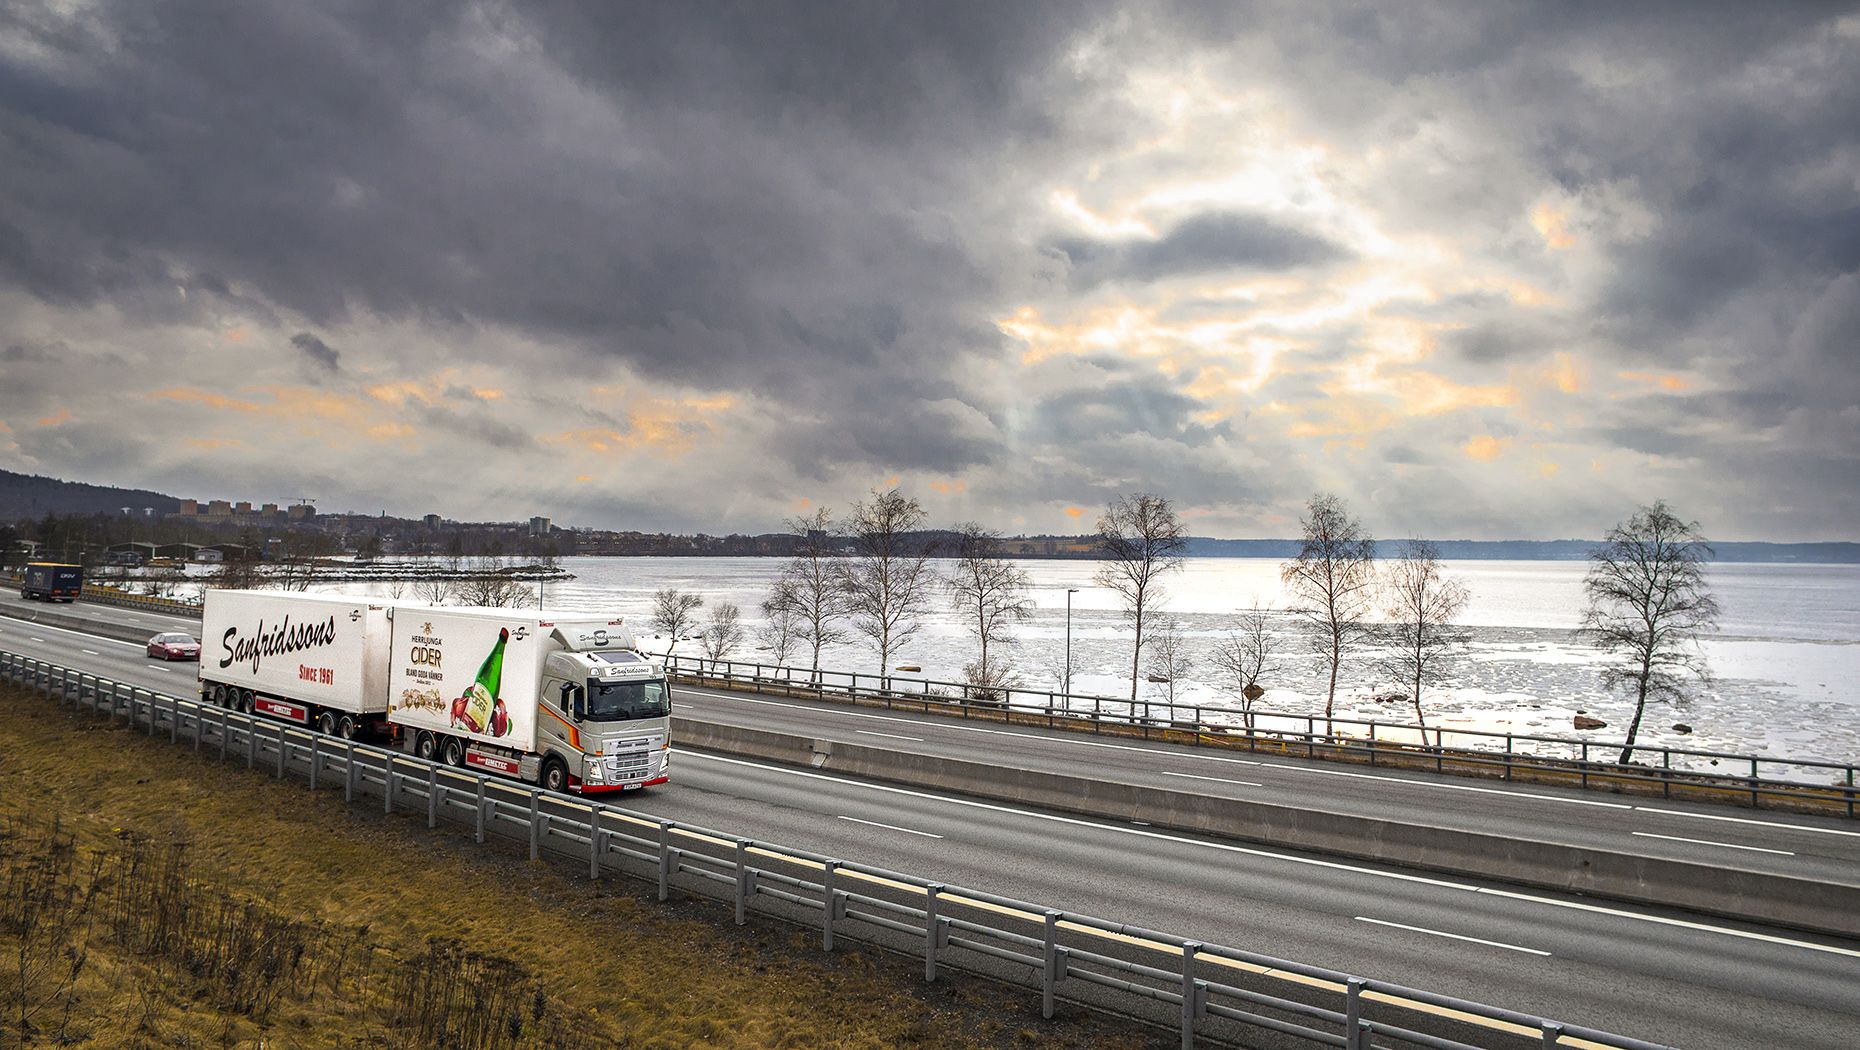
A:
148;632;201;661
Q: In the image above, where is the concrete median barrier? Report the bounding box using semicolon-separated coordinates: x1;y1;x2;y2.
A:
0;602;155;646
673;716;1860;939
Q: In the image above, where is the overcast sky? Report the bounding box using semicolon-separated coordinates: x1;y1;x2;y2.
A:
2;2;1855;540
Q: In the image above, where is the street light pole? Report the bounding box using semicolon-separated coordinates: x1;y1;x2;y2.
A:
1064;588;1080;702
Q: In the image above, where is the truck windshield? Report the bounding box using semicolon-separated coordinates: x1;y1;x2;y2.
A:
586;679;670;721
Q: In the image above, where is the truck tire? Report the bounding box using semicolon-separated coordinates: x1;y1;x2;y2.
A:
237;689;253;714
317;711;337;735
540;757;569;794
338;715;357;740
415;731;437;761
442;736;466;768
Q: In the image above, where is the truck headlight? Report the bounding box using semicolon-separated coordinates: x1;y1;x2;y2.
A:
584;761;605;783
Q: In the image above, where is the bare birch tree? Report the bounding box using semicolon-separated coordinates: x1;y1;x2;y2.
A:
1378;540;1469;745
1146;618;1193;715
780;508;849;676
842;488;937;676
456;556;533;608
1280;493;1378;727
1095;493;1188;719
1582;501;1719;765
945;524;1034;701
757;579;803;668
650;587;704;656
1211;603;1276;729
702;601;743;663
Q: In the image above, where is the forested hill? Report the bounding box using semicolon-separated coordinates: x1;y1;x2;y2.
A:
1185;538;1860;563
0;470;183;519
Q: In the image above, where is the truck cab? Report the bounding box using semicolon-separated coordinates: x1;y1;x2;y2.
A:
538;646;672;793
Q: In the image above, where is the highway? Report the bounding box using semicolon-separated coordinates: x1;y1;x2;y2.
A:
1;601;1857;1048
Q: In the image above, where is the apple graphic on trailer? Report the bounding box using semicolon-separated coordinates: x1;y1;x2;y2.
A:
490;698;509;737
450;692;469;728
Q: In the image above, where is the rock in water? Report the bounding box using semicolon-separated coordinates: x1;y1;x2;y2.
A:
1573;715;1607;730
1672;723;1693;734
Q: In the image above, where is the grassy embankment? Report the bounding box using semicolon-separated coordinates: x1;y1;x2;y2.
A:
0;684;1153;1049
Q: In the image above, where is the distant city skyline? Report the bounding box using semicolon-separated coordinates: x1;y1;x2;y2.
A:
1;4;1855;541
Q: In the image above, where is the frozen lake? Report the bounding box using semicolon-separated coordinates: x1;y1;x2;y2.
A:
268;556;1859;771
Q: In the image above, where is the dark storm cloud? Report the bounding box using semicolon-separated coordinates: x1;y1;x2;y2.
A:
289;332;340;373
0;0;1117;479
1049;212;1346;288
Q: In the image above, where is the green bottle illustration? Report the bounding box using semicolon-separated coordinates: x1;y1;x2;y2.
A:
453;628;508;736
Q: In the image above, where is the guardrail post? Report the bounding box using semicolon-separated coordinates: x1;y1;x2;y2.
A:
1041;910;1060;1019
276;723;286;779
1750;758;1760;807
1180;941;1202;1050
733;838;752;924
169;694;179;743
1345;978;1366;1050
219;707;229;759
924;884;944;983
1182;940;1197;1048
589;818;603;880
1367;722;1376;765
145;690;156;736
657;821;672;901
1541;1021;1564;1048
344;741;356;802
428;765;439;828
822;860;839;950
1848;768;1855;820
529;790;541;860
246;714;256;769
1505;733;1514;779
385;762;395;814
474;778;486;844
309;735;320;790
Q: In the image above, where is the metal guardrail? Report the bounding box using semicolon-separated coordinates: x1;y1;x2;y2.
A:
664;656;1860;818
2;571;203;616
0;647;1672;1050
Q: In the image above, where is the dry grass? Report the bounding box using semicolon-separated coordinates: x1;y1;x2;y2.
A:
0;685;1156;1049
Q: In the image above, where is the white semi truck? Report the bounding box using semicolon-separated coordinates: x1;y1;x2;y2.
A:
198;590;671;794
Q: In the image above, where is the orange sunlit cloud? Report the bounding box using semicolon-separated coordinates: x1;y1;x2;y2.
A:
1543;353;1584;394
1464;435;1511;461
1617;370;1690;392
1529;202;1576;249
1539;462;1561;477
928;479;968;494
1063;506;1085;519
470;387;504;401
36;408;71;426
222;327;250;343
186;437;244;451
367;422;416;440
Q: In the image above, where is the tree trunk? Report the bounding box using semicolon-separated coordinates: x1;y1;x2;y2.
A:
1130;606;1144;719
1619;668;1650;765
1325;637;1340;729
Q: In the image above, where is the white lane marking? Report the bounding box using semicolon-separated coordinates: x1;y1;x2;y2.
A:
680;750;1860;960
679;688;1633;808
81;649;100;656
837;815;942;838
1163;771;1264;788
30;636;45;642
855;729;925;742
1354;916;1551;956
146;664;172;672
1630;831;1795;856
0;617;144;649
1633;806;1860;840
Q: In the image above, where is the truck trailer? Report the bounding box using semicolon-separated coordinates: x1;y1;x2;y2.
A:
198;590;670;794
21;562;83;601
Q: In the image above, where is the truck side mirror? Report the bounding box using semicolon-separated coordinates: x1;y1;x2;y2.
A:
558;682;574;713
571;688;586;721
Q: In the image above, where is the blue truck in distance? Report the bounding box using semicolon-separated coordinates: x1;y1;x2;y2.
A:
21;562;83;602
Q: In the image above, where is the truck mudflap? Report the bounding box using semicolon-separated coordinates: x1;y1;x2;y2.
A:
253;697;308;722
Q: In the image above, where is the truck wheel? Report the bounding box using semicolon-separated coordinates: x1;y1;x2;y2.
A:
338;715;357;740
442;737;466;768
317;711;337;735
540;758;568;794
237;690;253;714
415;732;437;761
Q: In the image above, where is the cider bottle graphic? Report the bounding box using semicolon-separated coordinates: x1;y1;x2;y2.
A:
456;628;508;735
